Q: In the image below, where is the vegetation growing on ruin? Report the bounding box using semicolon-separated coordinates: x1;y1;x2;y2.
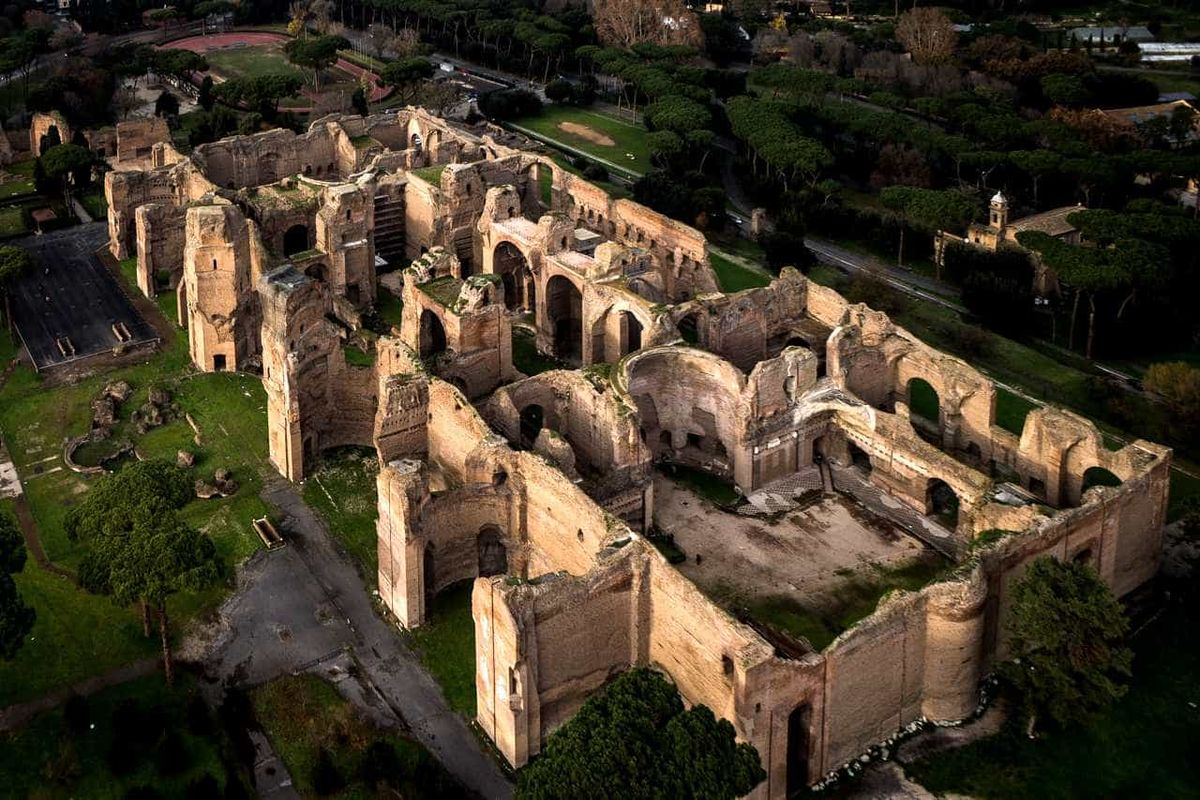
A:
708;251;771;294
663;463;740;508
343;344;375;368
511;327;563;376
713;553;950;652
408;582;476;716
410;164;447;186
301;448;380;584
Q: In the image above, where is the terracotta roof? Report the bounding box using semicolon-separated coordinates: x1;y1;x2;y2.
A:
1101;100;1197;128
1007;205;1082;237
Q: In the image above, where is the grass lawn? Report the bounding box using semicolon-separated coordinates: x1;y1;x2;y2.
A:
0;318;271;706
204;44;306;82
0;163;36;200
410;164;447;185
80;189;108;220
408;582;476;716
511;327;564;376
663;463;741;507
710;251;771;293
252;673;459;799
512;105;650;175
905;593;1200;799
301;448;380;583
715;553;949;652
546;152;632;199
0;204;28;236
0;672;241;798
375;286;403;329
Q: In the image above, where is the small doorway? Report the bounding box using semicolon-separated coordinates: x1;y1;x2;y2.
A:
787;704;811;797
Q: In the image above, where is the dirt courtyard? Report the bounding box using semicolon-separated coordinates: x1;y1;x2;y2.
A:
558;121;616;146
653;476;932;611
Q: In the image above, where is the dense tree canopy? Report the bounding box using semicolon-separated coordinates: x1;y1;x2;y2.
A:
517;668;764;800
0;513;34;662
1002;557;1132;735
284;34;349;90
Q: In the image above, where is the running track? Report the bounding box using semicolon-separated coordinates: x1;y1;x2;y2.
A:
161;31;391;109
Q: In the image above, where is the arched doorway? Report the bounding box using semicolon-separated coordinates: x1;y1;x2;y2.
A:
786;704;811;797
907;378;940;427
477;526;508;577
928;479;959;528
493;242;532;311
410;131;423;153
678;314;699;345
419;309;447;358
547;275;583;364
1082;466;1122;493
519;404;544;449
283;224;310;257
618;311;643;357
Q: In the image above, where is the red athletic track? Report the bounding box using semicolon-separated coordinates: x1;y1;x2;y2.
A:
160;31;391;110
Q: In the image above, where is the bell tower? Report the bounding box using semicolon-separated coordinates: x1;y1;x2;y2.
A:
989;191;1009;231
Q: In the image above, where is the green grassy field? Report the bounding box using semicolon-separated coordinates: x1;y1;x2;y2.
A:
0;277;272;705
204;44;306;81
906;594;1200;799
0;673;239;798
512;105;651;175
408;583;476;716
252;674;455;799
0;160;36;200
301;448;380;584
0;204;28;236
714;554;949;652
709;252;771;293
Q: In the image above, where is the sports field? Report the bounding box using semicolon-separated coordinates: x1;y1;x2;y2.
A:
512;105;651;176
160;31;389;111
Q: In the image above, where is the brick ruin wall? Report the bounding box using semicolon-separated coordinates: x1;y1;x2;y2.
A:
88;104;1171;797
370;267;1168;798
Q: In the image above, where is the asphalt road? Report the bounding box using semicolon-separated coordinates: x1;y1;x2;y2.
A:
204;479;512;799
8;224;158;370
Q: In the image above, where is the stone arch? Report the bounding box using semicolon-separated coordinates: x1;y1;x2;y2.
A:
927;478;959;528
477;525;508;577
519;403;544;449
493;241;534;311
590;304;651;363
419;309;447;358
1082;466;1122;493
908;377;940;428
410;131;423;152
623;347;743;475
677;313;700;344
283;224;310;257
546;274;583;364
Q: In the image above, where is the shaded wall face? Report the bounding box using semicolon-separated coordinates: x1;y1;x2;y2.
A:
628;352;741;460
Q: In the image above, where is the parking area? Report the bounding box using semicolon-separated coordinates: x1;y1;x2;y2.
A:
7;224;158;371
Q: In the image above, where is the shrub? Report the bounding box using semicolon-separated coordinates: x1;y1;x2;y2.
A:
186;774;221;800
311;747;344;796
155;729;190;776
63;693;90;736
358;738;405;787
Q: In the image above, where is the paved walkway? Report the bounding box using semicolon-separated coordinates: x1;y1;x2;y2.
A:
203;478;512;799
